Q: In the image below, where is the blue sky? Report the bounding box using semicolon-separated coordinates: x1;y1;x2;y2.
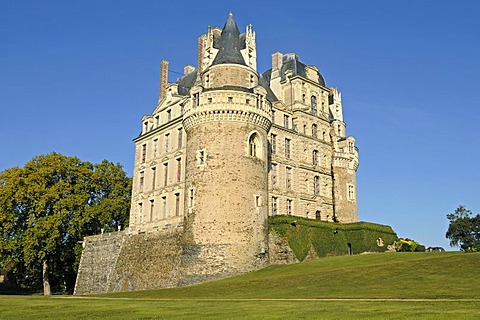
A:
1;0;479;250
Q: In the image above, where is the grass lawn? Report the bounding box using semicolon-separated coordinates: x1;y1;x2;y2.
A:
1;252;479;319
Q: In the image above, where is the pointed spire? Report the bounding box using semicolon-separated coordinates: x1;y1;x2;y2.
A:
212;13;246;66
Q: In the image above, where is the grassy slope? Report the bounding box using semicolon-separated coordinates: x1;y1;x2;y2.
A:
1;252;479;319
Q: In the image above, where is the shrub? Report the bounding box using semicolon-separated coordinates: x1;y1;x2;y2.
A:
269;216;398;260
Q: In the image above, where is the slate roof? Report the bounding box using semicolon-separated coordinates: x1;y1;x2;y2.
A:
212;13;247;66
262;53;326;88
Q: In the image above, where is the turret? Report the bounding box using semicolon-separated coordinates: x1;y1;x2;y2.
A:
182;13;271;283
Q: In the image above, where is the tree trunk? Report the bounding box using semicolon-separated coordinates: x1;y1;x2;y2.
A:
43;259;51;296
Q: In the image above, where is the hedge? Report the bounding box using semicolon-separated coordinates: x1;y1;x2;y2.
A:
269;216;398;261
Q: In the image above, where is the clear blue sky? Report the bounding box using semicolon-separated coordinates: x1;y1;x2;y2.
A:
1;1;479;250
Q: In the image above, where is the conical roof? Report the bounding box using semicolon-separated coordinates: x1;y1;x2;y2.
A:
212;13;246;66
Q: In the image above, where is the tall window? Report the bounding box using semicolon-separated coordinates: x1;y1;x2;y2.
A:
165;133;170;153
284;115;289;129
167;109;171;121
311;95;317;114
193;92;200;106
312;124;317;138
313;150;318;166
286;167;292;190
315;210;321;220
139;171;144;192
151;167;156;189
302;94;306;104
176;158;181;182
175;193;180;216
163;163;168;186
153;139;158;158
286;199;292;215
162;196;167;219
149;200;154;221
189;189;194;207
271;134;277;154
285;138;291;159
271;163;277;187
178;128;183;148
249;133;260;157
141;144;147;163
155;115;159;127
138;202;143;223
272;197;278;215
314;176;320;195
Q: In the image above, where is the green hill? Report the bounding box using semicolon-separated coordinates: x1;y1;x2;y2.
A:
1;252;479;319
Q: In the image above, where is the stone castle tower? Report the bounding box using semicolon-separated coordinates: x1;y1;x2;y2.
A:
74;13;359;294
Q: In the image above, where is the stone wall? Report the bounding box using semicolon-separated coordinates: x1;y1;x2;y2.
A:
74;231;124;295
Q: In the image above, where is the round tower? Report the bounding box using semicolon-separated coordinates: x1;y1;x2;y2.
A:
181;14;271;282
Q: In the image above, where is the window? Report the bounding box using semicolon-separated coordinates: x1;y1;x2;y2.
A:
271;163;277;186
285;138;291;159
167;109;171;121
315;210;321;220
249;133;260;157
141;144;146;163
198;150;205;165
271;134;277;154
175;193;180;216
272;197;277;215
193;93;200;106
255;195;261;207
303;124;306;134
284;115;289;129
286;199;292;215
208;97;212;104
165;133;170;153
228;96;233;103
314;176;320;195
311;95;317;114
313;150;318;166
155;115;159;127
176;158;181;182
348;185;355;201
302;94;306;104
162;196;167;218
312;124;317;138
246;99;250;105
138;202;143;223
189;189;194;207
338;124;341;136
149;200;154;221
139;171;144;192
153;139;158;158
348;141;354;153
286;167;292;190
178;128;183;148
163;163;168;186
151;167;156;189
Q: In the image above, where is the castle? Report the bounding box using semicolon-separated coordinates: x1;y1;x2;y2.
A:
74;13;359;294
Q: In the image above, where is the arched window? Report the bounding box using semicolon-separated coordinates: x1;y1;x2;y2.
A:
249;133;261;158
311;95;317;114
315;210;321;220
312;124;317;138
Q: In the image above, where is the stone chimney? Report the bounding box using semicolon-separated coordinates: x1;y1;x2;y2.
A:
159;60;169;101
184;65;195;75
271;52;283;78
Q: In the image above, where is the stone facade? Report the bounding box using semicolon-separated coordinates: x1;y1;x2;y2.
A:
75;13;360;294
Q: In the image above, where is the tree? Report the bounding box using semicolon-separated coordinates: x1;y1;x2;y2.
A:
0;153;131;294
446;205;480;252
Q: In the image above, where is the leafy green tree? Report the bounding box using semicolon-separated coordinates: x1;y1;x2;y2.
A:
446;205;480;252
0;153;131;295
